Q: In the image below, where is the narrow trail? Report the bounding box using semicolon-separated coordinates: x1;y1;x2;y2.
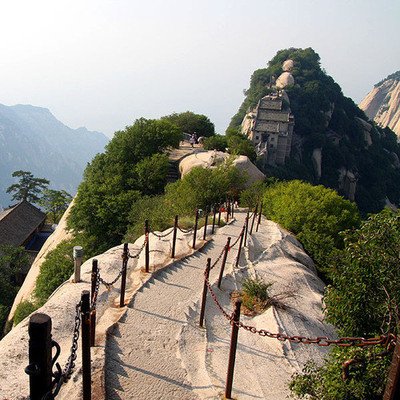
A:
105;211;247;400
104;209;333;399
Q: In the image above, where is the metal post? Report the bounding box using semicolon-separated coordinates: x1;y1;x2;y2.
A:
235;227;245;268
192;210;200;249
171;215;178;258
231;201;234;219
120;243;128;308
73;246;83;283
199;258;211;328
250;204;258;235
244;212;249;247
256;202;263;232
90;259;98;347
25;313;52;400
226;200;230;222
225;300;242;399
218;203;222;226
212;206;217;234
217;237;231;289
81;291;91;400
145;220;150;273
203;211;209;240
384;340;400;400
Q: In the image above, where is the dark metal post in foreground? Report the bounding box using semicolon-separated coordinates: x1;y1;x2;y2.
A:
225;300;242;399
235;227;245;268
171;215;178;258
145;220;150;273
81;291;91;400
212;206;217;234
384;340;400;400
90;259;98;347
192;210;200;249
250;204;258;235
256;202;263;232
244;212;249;247
199;258;211;328
25;313;52;400
218;237;231;289
120;243;128;308
203;211;209;240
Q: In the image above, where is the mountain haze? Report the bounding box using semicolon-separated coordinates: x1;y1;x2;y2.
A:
0;104;109;207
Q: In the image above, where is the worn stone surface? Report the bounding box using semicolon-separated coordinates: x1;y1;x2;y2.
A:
0;210;336;400
360;78;400;137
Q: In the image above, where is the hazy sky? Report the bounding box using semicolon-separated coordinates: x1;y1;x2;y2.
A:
1;0;399;137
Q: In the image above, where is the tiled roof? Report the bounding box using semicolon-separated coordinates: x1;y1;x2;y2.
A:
0;200;46;247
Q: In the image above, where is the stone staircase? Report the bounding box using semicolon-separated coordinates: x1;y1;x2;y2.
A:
166;160;180;183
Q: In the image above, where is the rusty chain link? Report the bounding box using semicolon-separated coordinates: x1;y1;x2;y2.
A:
127;235;148;259
203;266;397;348
62;301;82;380
90;273;101;310
98;268;122;291
210;244;228;271
151;227;174;239
177;225;194;234
40;301;84;399
230;225;245;249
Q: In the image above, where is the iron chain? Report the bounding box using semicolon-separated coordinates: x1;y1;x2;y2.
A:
177;225;194;234
203;266;397;349
151;228;174;238
99;269;122;291
127;235;148;259
62;301;82;381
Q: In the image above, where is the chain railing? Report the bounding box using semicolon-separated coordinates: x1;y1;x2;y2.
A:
200;244;399;398
203;254;397;349
151;227;174;239
25;201;251;400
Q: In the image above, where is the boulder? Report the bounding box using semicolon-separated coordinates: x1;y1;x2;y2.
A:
179;151;265;187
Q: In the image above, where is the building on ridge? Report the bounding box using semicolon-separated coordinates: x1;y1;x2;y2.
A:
241;91;294;166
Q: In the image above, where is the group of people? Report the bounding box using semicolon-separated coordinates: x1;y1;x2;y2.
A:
189;133;205;147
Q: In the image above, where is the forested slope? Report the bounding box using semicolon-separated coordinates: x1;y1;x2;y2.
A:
230;48;400;214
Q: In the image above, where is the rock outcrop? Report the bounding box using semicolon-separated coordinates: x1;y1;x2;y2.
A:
179;151;265;187
359;72;400;137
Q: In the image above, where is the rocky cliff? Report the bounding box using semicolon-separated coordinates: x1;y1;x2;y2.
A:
359;71;400;137
0;104;109;207
230;48;400;214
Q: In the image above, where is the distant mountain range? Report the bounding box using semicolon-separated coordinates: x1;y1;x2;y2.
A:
0;104;109;208
359;71;400;137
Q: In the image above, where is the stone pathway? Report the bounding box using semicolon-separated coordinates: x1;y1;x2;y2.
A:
104;209;334;399
105;211;247;399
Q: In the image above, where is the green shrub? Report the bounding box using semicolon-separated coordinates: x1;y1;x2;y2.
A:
202;135;228;151
242;276;272;303
240;180;268;208
263;180;360;279
289;210;400;399
34;236;94;303
14;300;39;326
165;159;246;215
